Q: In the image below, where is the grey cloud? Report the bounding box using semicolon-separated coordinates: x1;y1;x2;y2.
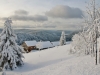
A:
14;10;29;15
45;5;84;19
0;10;48;22
43;26;56;28
10;15;48;21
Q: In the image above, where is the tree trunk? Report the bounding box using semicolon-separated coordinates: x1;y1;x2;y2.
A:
99;49;100;64
95;26;98;65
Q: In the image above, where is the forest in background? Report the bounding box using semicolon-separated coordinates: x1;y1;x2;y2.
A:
0;29;80;45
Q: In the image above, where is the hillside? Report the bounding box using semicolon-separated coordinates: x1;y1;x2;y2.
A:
16;29;79;45
1;42;100;75
0;29;79;45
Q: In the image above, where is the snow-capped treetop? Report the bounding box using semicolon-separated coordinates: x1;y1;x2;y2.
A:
0;18;17;40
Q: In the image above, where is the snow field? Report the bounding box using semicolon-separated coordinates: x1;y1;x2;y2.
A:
0;42;100;75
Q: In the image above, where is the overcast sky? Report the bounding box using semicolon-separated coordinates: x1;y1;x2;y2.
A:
0;0;99;30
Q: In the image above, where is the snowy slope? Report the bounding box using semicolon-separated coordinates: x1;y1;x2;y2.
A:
0;42;100;75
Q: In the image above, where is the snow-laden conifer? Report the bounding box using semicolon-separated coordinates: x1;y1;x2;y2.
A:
0;18;24;70
59;31;66;46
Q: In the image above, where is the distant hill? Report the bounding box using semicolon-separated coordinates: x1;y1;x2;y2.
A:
0;29;80;45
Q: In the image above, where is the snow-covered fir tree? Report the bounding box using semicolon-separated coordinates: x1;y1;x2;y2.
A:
0;18;24;71
59;31;66;46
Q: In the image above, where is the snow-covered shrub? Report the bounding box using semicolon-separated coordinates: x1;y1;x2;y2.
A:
71;33;83;54
71;32;91;55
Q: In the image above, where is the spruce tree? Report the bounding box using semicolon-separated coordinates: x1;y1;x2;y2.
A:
59;31;66;46
0;18;24;70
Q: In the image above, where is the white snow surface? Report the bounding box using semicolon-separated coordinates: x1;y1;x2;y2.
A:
36;41;53;49
25;40;37;46
1;42;100;75
51;41;59;46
